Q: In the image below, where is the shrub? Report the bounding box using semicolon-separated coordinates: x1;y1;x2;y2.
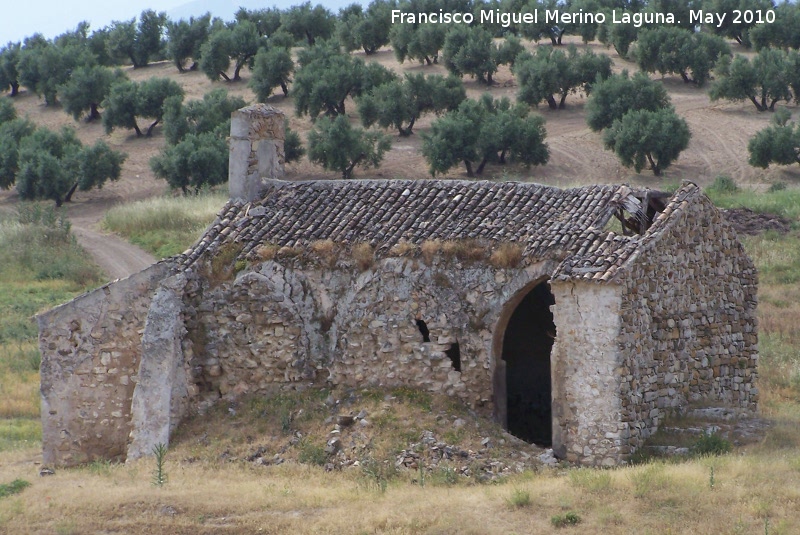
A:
506;488;532;508
692;432;732;456
707;175;740;195
551;511;582;528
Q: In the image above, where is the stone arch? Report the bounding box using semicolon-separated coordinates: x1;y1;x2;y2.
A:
492;276;556;446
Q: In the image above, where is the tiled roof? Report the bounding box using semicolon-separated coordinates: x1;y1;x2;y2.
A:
179;179;700;283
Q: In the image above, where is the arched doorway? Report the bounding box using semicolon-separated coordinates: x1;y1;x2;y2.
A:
501;281;556;446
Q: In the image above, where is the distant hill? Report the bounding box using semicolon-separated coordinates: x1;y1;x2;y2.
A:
167;0;361;22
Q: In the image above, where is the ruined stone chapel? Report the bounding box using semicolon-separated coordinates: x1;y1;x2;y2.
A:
38;105;758;467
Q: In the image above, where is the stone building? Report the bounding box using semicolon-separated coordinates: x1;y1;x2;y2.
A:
37;105;758;467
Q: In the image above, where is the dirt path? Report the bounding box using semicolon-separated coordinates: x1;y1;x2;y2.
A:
62;193;159;282
70;225;156;281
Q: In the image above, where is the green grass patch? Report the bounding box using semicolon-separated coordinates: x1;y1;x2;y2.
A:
0;419;41;452
0;479;30;499
706;185;800;223
102;193;226;258
741;233;800;286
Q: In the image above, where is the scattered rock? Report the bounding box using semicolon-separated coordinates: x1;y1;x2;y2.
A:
39;467;55;477
337;415;356;427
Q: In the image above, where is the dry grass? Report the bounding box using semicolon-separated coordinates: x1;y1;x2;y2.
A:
420;239;441;265
490;242;524;269
351;242;375;271
389;240;417;257
309;239;338;268
442;240;487;264
254;243;279;261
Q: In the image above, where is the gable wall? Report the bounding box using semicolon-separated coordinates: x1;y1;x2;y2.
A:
38;262;175;466
618;193;759;453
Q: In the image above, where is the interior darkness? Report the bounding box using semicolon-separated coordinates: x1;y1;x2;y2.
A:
415;319;431;342
502;282;556;446
445;342;461;372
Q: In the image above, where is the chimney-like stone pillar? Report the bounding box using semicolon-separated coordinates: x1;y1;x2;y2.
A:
229;104;285;202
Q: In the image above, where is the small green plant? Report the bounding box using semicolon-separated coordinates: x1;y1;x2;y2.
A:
297;440;327;466
506;488;532;508
707;175;739;195
0;478;30;498
551;511;582;528
431;466;459;487
767;182;787;193
360;457;396;493
152;442;168;487
709;465;715;489
692;432;732;456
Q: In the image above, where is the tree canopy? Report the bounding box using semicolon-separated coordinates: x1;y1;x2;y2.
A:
634;27;730;85
514;45;612;109
5;125;125;205
337;1;393;55
602;108;691;176
281;2;336;46
102;78;184;137
199;20;263;82
748;108;800;168
358;73;466;136
709;50;798;112
422;94;549;177
166;14;212;72
307;115;391;179
249;46;294;100
106;10;167;68
0;43;21;96
59;66;127;122
585;71;672;131
293;41;396;118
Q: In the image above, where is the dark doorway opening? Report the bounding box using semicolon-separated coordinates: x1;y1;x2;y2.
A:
502;281;556;446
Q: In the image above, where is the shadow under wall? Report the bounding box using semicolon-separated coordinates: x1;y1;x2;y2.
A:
502;281;556;447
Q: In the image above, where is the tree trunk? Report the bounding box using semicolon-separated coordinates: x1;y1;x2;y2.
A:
337;100;346;115
10;82;19;96
546;95;558;110
748;95;765;112
306;31;315;46
424;56;432;66
88;103;101;122
281;82;289;96
487;72;493;85
189;62;199;71
64;182;79;203
475;157;489;175
176;61;185;73
646;152;661;176
464;160;474;177
769;99;778;111
364;46;375;55
219;71;231;82
146;119;160;137
399;116;416;136
344;153;365;179
680;71;691;83
499;149;507;164
54;196;63;207
233;60;244;81
559;92;568;109
133;122;143;137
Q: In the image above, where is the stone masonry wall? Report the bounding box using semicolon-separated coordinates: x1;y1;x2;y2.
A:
38;262;175;466
182;256;555;415
618;192;759;454
550;280;626;466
